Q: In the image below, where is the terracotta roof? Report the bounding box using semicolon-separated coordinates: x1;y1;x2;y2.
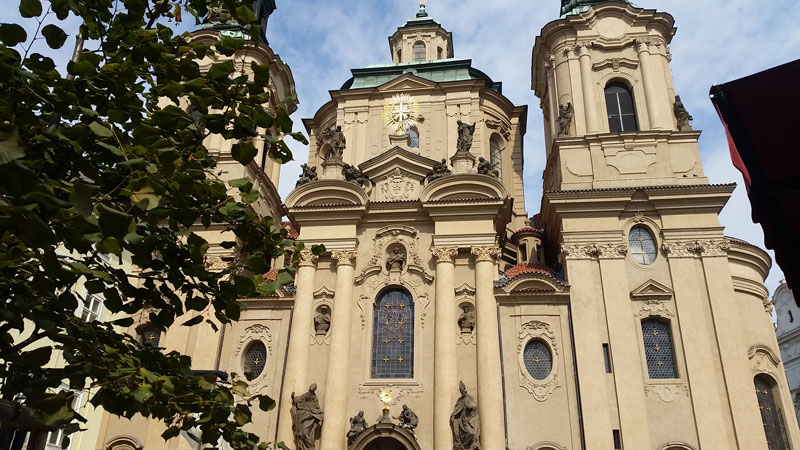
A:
511;226;544;237
505;263;558;280
281;221;299;239
263;269;279;281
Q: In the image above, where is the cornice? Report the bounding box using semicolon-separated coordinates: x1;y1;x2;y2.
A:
560;242;628;260
661;239;730;258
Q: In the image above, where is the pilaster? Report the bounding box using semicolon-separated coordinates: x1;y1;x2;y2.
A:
432;247;459;450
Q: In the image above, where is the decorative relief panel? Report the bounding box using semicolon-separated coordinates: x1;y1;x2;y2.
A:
355;226;432;285
233;324;273;393
661;239;730;258
517;320;560;402
357;383;423;405
644;383;689;403
485;118;511;140
377;168;417;202
560;242;628;260
634;300;674;319
749;346;781;378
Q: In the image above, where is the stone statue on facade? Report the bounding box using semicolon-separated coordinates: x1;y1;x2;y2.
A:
477;157;499;178
290;384;324;450
456;120;476;153
673;95;693;131
343;163;369;187
313;307;330;335
295;164;318;188
557;102;573;137
427;158;452;183
347;411;368;444
451;381;481;450
394;404;419;434
386;246;406;271
322;125;346;160
458;305;476;334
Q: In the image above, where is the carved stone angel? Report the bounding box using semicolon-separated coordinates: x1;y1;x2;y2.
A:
295;163;318;188
557;102;573;137
343;163;369;187
427;158;451;182
456;120;476;153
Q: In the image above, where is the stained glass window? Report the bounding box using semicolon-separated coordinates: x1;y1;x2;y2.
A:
371;289;414;379
523;340;552;380
140;325;162;347
413;42;426;62
641;319;677;379
243;341;267;378
629;225;657;265
755;375;791;450
605;83;638;132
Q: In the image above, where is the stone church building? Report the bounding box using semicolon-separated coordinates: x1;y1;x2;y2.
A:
91;1;800;450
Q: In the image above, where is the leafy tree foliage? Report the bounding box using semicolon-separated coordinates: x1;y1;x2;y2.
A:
0;0;316;448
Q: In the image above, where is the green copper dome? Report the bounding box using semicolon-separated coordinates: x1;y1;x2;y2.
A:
560;0;633;17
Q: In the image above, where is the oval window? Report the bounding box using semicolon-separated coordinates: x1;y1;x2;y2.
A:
628;225;657;265
523;340;552;380
243;341;267;378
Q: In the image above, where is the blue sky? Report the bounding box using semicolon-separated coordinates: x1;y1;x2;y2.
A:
7;0;800;295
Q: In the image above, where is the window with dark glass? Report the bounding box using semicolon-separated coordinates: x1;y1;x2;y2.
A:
490;137;502;177
523;340;552;380
140;324;162;347
371;289;414;378
641;319;677;379
605;83;638;132
755;375;791;450
413;42;426;62
603;343;612;373
628;225;657;265
408;127;419;148
243;341;267;378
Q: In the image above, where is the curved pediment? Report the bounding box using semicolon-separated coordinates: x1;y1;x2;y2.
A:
420;174;509;202
502;274;568;294
285;180;368;208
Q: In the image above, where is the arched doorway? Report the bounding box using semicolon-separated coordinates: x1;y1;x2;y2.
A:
364;437;408;450
350;423;420;450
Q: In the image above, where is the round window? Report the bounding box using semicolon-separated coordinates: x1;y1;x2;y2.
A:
523;340;552;380
628;225;657;265
243;341;267;378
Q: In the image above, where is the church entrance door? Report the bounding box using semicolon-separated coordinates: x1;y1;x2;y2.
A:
363;437;409;450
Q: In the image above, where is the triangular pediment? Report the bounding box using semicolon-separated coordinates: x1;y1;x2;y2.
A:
360;146;438;181
631;279;673;300
376;73;437;93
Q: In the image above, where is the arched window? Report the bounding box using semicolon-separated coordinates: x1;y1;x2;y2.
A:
605;83;638;132
243;341;267;378
413;42;426;62
629;225;657;265
408;127;419;148
371;289;414;379
490;135;502;178
523;340;552;380
641;319;677;379
755;375;791;450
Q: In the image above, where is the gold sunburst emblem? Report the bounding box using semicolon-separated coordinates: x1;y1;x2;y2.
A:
384;93;423;135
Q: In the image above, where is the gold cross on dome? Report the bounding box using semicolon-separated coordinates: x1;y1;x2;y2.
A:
419;0;427;8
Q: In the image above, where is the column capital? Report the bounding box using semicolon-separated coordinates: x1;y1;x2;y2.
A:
470;246;501;263
331;249;357;267
576;41;593;54
432;247;459;264
297;249;319;267
560;242;628;260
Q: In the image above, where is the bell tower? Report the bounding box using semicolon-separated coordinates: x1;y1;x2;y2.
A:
388;0;454;63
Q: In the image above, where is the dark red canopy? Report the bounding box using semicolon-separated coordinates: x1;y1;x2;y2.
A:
710;59;800;299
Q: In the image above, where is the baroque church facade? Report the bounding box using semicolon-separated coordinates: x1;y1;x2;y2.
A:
91;1;800;450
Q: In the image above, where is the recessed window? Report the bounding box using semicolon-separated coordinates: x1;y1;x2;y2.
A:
77;294;103;322
523;340;552;380
641;319;677;379
628;225;657;265
243;341;267;378
413;42;426;62
140;324;162;347
755;375;790;450
603;343;612;373
605;83;638;132
408;127;419;148
371;289;414;379
490;136;502;178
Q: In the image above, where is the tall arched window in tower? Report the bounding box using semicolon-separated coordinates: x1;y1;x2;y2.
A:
605;82;638;132
408;127;419;148
641;319;677;379
755;375;791;450
490;135;503;178
371;289;414;379
413;42;426;62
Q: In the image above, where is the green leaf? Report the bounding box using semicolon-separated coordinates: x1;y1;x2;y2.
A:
0;127;25;165
67;60;95;76
96;204;133;238
233;5;257;25
41;24;67;49
231;142;257;165
112;317;134;327
277;442;290;450
181;315;203;327
69;181;98;217
240;190;258;204
258;395;276;412
131;183;160;210
228;177;253;193
276;271;293;286
133;385;153;403
17;346;52;368
232;380;249;398
207;60;234;80
0;24;27;46
89;121;113;138
233;404;251;426
19;0;42;18
161;427;180;441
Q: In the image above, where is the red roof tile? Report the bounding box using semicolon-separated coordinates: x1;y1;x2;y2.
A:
281;221;299;239
505;263;557;280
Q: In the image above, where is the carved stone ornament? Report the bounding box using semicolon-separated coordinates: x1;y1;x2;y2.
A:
380;168;415;201
358;384;423;405
634;300;674;320
763;297;774;314
485;118;511;140
432;247;458;264
357;273;431;330
233;324;273;392
749;346;781;378
661;239;730;258
457;303;477;345
204;255;229;271
311;287;334;345
517;320;561;402
633;211;646;223
644;383;689;403
355;226;432;285
560;242;628;260
527;442;566;450
471;246;501;263
332;249;357;267
297;249;319;267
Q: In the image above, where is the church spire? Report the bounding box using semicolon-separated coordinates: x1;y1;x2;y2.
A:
388;0;453;63
560;0;632;17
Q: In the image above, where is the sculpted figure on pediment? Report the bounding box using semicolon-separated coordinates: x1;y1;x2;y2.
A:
456;120;476;153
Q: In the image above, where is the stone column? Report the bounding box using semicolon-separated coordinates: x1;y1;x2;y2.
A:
276;249;318;446
319;250;358;450
577;42;601;134
432;247;459;450
635;38;668;130
471;246;505;450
